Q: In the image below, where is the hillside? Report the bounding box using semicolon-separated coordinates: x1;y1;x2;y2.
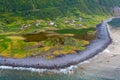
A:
0;0;119;59
0;0;120;19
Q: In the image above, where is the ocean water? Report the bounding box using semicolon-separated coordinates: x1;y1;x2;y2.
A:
0;68;116;80
0;60;119;80
108;18;120;28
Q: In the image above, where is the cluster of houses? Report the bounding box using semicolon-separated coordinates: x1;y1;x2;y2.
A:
65;17;82;24
65;17;83;28
20;21;56;30
20;17;83;30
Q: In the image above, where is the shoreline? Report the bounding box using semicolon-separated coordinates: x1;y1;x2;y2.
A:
76;19;120;79
0;18;113;69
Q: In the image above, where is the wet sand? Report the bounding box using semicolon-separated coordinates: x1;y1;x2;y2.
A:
77;25;120;80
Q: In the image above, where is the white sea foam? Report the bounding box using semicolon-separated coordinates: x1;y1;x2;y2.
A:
0;66;47;73
103;49;110;53
0;65;78;74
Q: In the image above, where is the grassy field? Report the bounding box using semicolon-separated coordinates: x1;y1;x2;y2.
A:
0;13;108;59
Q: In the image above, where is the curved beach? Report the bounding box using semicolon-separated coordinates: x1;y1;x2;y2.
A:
76;19;120;80
0;18;112;69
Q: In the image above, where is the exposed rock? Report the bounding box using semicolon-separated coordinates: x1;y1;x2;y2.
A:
112;6;120;16
78;17;82;21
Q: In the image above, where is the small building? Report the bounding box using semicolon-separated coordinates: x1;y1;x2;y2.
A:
48;21;55;26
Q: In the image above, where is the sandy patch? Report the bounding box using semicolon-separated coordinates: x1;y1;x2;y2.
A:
77;25;120;79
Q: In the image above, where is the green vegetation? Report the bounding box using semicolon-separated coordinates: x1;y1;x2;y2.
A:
0;0;119;19
0;0;119;59
55;28;95;34
0;28;95;59
0;13;104;59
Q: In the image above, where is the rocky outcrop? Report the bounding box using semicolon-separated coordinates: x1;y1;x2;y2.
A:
112;6;120;16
